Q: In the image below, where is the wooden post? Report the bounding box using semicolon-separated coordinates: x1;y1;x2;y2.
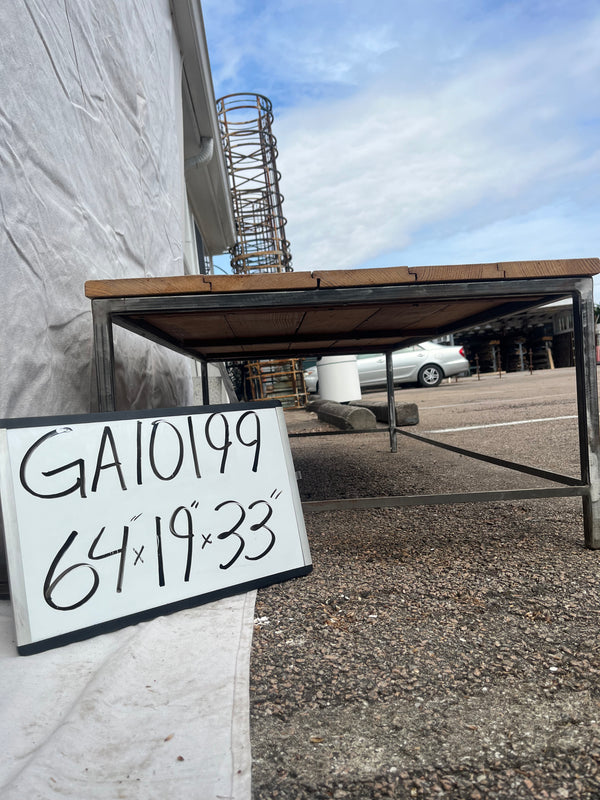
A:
516;340;525;371
543;337;555;369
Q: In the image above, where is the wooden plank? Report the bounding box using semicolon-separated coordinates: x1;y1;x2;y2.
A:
332;338;403;350
313;266;414;288
240;343;294;353
189;345;245;357
226;310;305;338
499;258;600;278
408;258;600;283
85;270;319;298
132;312;235;343
354;300;507;331
205;271;318;292
85;258;600;299
84;275;211;298
295;306;381;335
409;263;503;282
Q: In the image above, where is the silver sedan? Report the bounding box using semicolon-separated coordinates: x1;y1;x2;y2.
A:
304;341;469;392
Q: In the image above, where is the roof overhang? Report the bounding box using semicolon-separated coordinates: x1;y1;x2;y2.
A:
170;0;236;255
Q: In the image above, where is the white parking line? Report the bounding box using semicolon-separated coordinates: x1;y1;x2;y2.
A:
425;415;578;433
419;393;574;411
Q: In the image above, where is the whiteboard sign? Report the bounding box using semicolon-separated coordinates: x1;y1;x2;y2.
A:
0;402;311;655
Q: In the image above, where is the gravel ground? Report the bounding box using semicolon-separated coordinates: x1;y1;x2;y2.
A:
250;369;600;800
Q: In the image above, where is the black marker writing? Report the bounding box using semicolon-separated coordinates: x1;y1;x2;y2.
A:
43;531;100;610
20;428;86;499
246;500;276;561
91;426;127;493
236;411;261;472
149;421;184;481
205;413;232;474
215;500;246;569
169;506;194;582
88;525;129;593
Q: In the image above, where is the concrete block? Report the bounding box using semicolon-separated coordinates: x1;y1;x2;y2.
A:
305;398;326;413
349;399;419;426
314;401;377;430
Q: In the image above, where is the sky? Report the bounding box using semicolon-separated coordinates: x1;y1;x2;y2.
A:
201;0;600;275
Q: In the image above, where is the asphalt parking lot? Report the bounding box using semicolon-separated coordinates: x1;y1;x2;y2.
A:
250;367;600;800
368;367;582;478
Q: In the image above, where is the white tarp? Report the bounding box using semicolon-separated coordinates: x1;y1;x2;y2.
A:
0;592;255;799
0;2;255;797
0;0;193;417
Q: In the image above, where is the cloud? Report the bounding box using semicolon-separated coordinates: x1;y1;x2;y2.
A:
273;15;600;269
203;0;600;97
379;202;600;268
202;0;401;104
202;0;600;272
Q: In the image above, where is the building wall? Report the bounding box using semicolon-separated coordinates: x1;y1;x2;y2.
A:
0;0;194;418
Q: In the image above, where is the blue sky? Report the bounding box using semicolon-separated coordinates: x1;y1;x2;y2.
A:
202;0;600;274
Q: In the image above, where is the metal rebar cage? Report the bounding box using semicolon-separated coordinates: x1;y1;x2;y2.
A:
216;93;292;273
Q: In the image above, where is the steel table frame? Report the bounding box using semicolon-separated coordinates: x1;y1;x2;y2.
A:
91;275;600;548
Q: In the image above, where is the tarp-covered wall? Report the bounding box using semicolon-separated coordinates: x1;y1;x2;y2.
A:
0;0;194;418
0;8;254;799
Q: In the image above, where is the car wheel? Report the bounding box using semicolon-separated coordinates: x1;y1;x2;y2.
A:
418;364;443;387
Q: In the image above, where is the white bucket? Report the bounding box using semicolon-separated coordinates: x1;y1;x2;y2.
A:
317;355;361;402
